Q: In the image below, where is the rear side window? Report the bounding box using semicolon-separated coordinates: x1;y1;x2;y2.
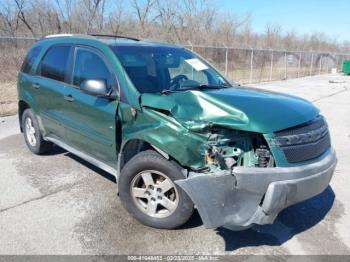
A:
21;46;42;74
39;45;71;82
73;48;113;88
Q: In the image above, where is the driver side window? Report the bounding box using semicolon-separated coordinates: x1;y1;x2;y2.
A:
168;57;209;85
73;48;113;89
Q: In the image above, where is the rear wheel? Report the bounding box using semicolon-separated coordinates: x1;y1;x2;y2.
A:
119;150;194;229
22;109;52;154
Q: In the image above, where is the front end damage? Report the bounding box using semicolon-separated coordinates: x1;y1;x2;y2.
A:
174;116;337;230
138;88;336;230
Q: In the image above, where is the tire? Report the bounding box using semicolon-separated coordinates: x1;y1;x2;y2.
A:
22;109;52;154
119;150;194;229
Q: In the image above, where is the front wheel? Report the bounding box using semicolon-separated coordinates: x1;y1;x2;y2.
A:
118;150;194;229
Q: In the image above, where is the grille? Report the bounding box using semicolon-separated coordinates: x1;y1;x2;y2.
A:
282;133;331;163
275;116;325;137
274;116;331;163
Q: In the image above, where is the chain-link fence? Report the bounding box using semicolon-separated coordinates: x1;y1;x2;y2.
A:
185;44;350;84
1;36;350;116
0;37;37;115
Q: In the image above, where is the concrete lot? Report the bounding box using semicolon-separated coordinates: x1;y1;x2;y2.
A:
0;74;349;255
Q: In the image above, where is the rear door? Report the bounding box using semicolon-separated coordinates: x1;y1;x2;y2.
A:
18;45;44;114
63;46;118;167
35;45;72;139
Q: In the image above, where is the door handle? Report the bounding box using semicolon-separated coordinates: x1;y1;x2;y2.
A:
32;83;40;89
64;95;74;102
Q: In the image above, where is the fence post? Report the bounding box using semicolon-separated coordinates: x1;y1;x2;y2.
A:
188;41;193;51
310;53;314;76
297;52;302;78
250;48;254;83
269;49;274;81
341;55;344;72
224;44;228;76
284;52;287;79
188;41;194;78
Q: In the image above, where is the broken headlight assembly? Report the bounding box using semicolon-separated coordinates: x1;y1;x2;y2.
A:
205;129;274;171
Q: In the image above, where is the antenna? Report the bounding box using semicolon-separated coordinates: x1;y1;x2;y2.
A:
89;34;140;41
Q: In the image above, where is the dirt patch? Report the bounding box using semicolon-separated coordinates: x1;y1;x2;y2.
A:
0;82;17;116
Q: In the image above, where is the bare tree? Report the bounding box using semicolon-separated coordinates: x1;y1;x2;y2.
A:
54;0;74;32
264;23;281;48
14;0;35;36
105;0;124;35
0;0;20;36
131;0;155;35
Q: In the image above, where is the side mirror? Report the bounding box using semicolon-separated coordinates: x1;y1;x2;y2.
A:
80;79;108;97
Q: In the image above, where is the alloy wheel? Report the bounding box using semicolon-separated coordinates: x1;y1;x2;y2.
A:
130;170;179;218
25;117;37;147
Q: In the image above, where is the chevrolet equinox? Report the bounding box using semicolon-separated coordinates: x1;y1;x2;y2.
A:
17;34;337;230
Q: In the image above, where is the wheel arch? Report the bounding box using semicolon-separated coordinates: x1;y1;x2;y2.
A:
118;138;182;175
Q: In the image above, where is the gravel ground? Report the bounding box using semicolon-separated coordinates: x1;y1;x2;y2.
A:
0;74;349;255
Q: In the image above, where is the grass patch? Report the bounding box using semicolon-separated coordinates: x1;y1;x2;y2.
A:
0;82;17;117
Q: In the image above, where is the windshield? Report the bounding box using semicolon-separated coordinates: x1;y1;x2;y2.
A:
110;45;232;94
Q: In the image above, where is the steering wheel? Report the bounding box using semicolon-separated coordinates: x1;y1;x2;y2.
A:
169;74;188;90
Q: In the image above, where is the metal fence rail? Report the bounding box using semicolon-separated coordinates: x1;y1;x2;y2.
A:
1;36;350;116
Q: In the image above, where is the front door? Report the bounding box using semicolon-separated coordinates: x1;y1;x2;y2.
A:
63;46;118;167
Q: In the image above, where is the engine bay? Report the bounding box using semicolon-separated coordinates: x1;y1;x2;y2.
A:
205;128;274;171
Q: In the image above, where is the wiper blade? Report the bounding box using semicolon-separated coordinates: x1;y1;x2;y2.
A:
198;84;229;89
181;84;230;90
160;89;175;95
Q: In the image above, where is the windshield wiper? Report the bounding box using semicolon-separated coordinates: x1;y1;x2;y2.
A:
180;84;230;90
160;89;175;95
198;84;230;89
160;85;231;94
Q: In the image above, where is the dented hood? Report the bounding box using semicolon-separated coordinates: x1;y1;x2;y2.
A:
141;87;319;133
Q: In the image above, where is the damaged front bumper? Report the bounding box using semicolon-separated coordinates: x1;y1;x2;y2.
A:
175;148;337;230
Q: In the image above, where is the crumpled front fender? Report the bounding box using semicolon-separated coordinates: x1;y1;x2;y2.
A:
120;105;209;170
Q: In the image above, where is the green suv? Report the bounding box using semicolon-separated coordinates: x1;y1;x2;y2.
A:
18;34;337;230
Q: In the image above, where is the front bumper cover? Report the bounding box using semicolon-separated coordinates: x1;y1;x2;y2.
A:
175;148;337;230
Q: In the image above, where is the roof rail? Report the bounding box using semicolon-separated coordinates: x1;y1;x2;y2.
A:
44;34;96;39
45;34;75;38
89;34;140;41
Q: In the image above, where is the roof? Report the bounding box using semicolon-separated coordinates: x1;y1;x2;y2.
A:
41;34;180;49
